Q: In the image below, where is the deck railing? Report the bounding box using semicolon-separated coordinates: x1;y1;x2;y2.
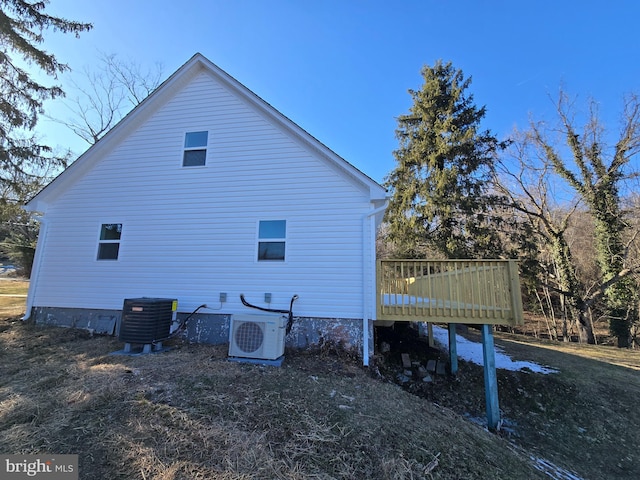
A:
377;259;524;326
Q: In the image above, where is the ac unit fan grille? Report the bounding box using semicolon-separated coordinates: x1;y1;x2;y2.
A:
234;321;264;353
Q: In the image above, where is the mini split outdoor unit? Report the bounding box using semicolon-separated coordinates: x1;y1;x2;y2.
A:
119;298;177;353
228;313;287;360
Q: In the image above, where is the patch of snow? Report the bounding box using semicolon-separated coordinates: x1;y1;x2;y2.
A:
0;264;16;275
430;325;559;374
531;456;585;480
382;293;428;305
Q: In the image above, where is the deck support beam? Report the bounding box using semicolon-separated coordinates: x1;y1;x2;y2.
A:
447;323;458;375
481;324;501;431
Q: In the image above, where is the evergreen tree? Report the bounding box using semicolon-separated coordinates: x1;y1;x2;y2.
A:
0;0;92;190
0;176;41;276
385;61;507;259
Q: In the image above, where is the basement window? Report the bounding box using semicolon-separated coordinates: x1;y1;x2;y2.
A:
97;223;122;260
258;220;286;261
183;131;208;166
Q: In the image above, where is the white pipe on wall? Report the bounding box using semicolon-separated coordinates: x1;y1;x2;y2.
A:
22;214;48;321
361;199;388;366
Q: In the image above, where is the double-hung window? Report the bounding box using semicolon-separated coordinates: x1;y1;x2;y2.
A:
97;223;122;260
183;131;208;166
258;220;286;261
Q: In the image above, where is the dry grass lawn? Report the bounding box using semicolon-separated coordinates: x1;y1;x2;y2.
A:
0;316;549;480
1;280;639;479
0;279;28;317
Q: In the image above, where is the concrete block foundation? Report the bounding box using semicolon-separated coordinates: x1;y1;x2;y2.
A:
30;307;373;360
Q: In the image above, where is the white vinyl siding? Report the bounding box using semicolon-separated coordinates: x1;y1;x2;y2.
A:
29;70;381;320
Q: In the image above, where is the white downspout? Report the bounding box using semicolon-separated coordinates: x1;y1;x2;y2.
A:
362;199;388;366
22;214;47;320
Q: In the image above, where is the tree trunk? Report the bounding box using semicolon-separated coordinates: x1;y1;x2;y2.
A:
560;295;569;342
611;313;630;348
576;311;596;344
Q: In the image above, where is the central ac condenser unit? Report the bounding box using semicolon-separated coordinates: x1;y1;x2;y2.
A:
228;314;286;360
119;297;177;353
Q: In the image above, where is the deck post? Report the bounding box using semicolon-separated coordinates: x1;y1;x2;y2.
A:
427;322;434;347
448;323;458;375
481;324;500;431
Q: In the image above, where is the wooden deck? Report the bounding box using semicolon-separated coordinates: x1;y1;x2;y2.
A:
376;259;524;326
375;259;524;431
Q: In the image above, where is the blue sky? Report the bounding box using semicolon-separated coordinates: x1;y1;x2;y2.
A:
34;0;640;184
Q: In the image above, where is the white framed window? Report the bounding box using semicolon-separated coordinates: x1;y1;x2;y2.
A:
97;223;122;260
183;131;208;166
258;220;286;261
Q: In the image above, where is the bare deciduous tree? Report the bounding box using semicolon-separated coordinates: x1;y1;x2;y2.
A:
57;53;163;145
496;92;640;346
495;133;595;342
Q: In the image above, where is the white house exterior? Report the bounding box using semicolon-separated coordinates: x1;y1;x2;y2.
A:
24;53;388;361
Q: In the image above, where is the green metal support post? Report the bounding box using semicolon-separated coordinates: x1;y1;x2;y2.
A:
481;324;501;431
448;323;458;375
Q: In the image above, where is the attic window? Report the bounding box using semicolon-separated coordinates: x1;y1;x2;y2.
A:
183;131;208;166
97;223;122;260
258;220;286;261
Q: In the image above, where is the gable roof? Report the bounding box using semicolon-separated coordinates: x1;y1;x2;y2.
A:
26;53;387;212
